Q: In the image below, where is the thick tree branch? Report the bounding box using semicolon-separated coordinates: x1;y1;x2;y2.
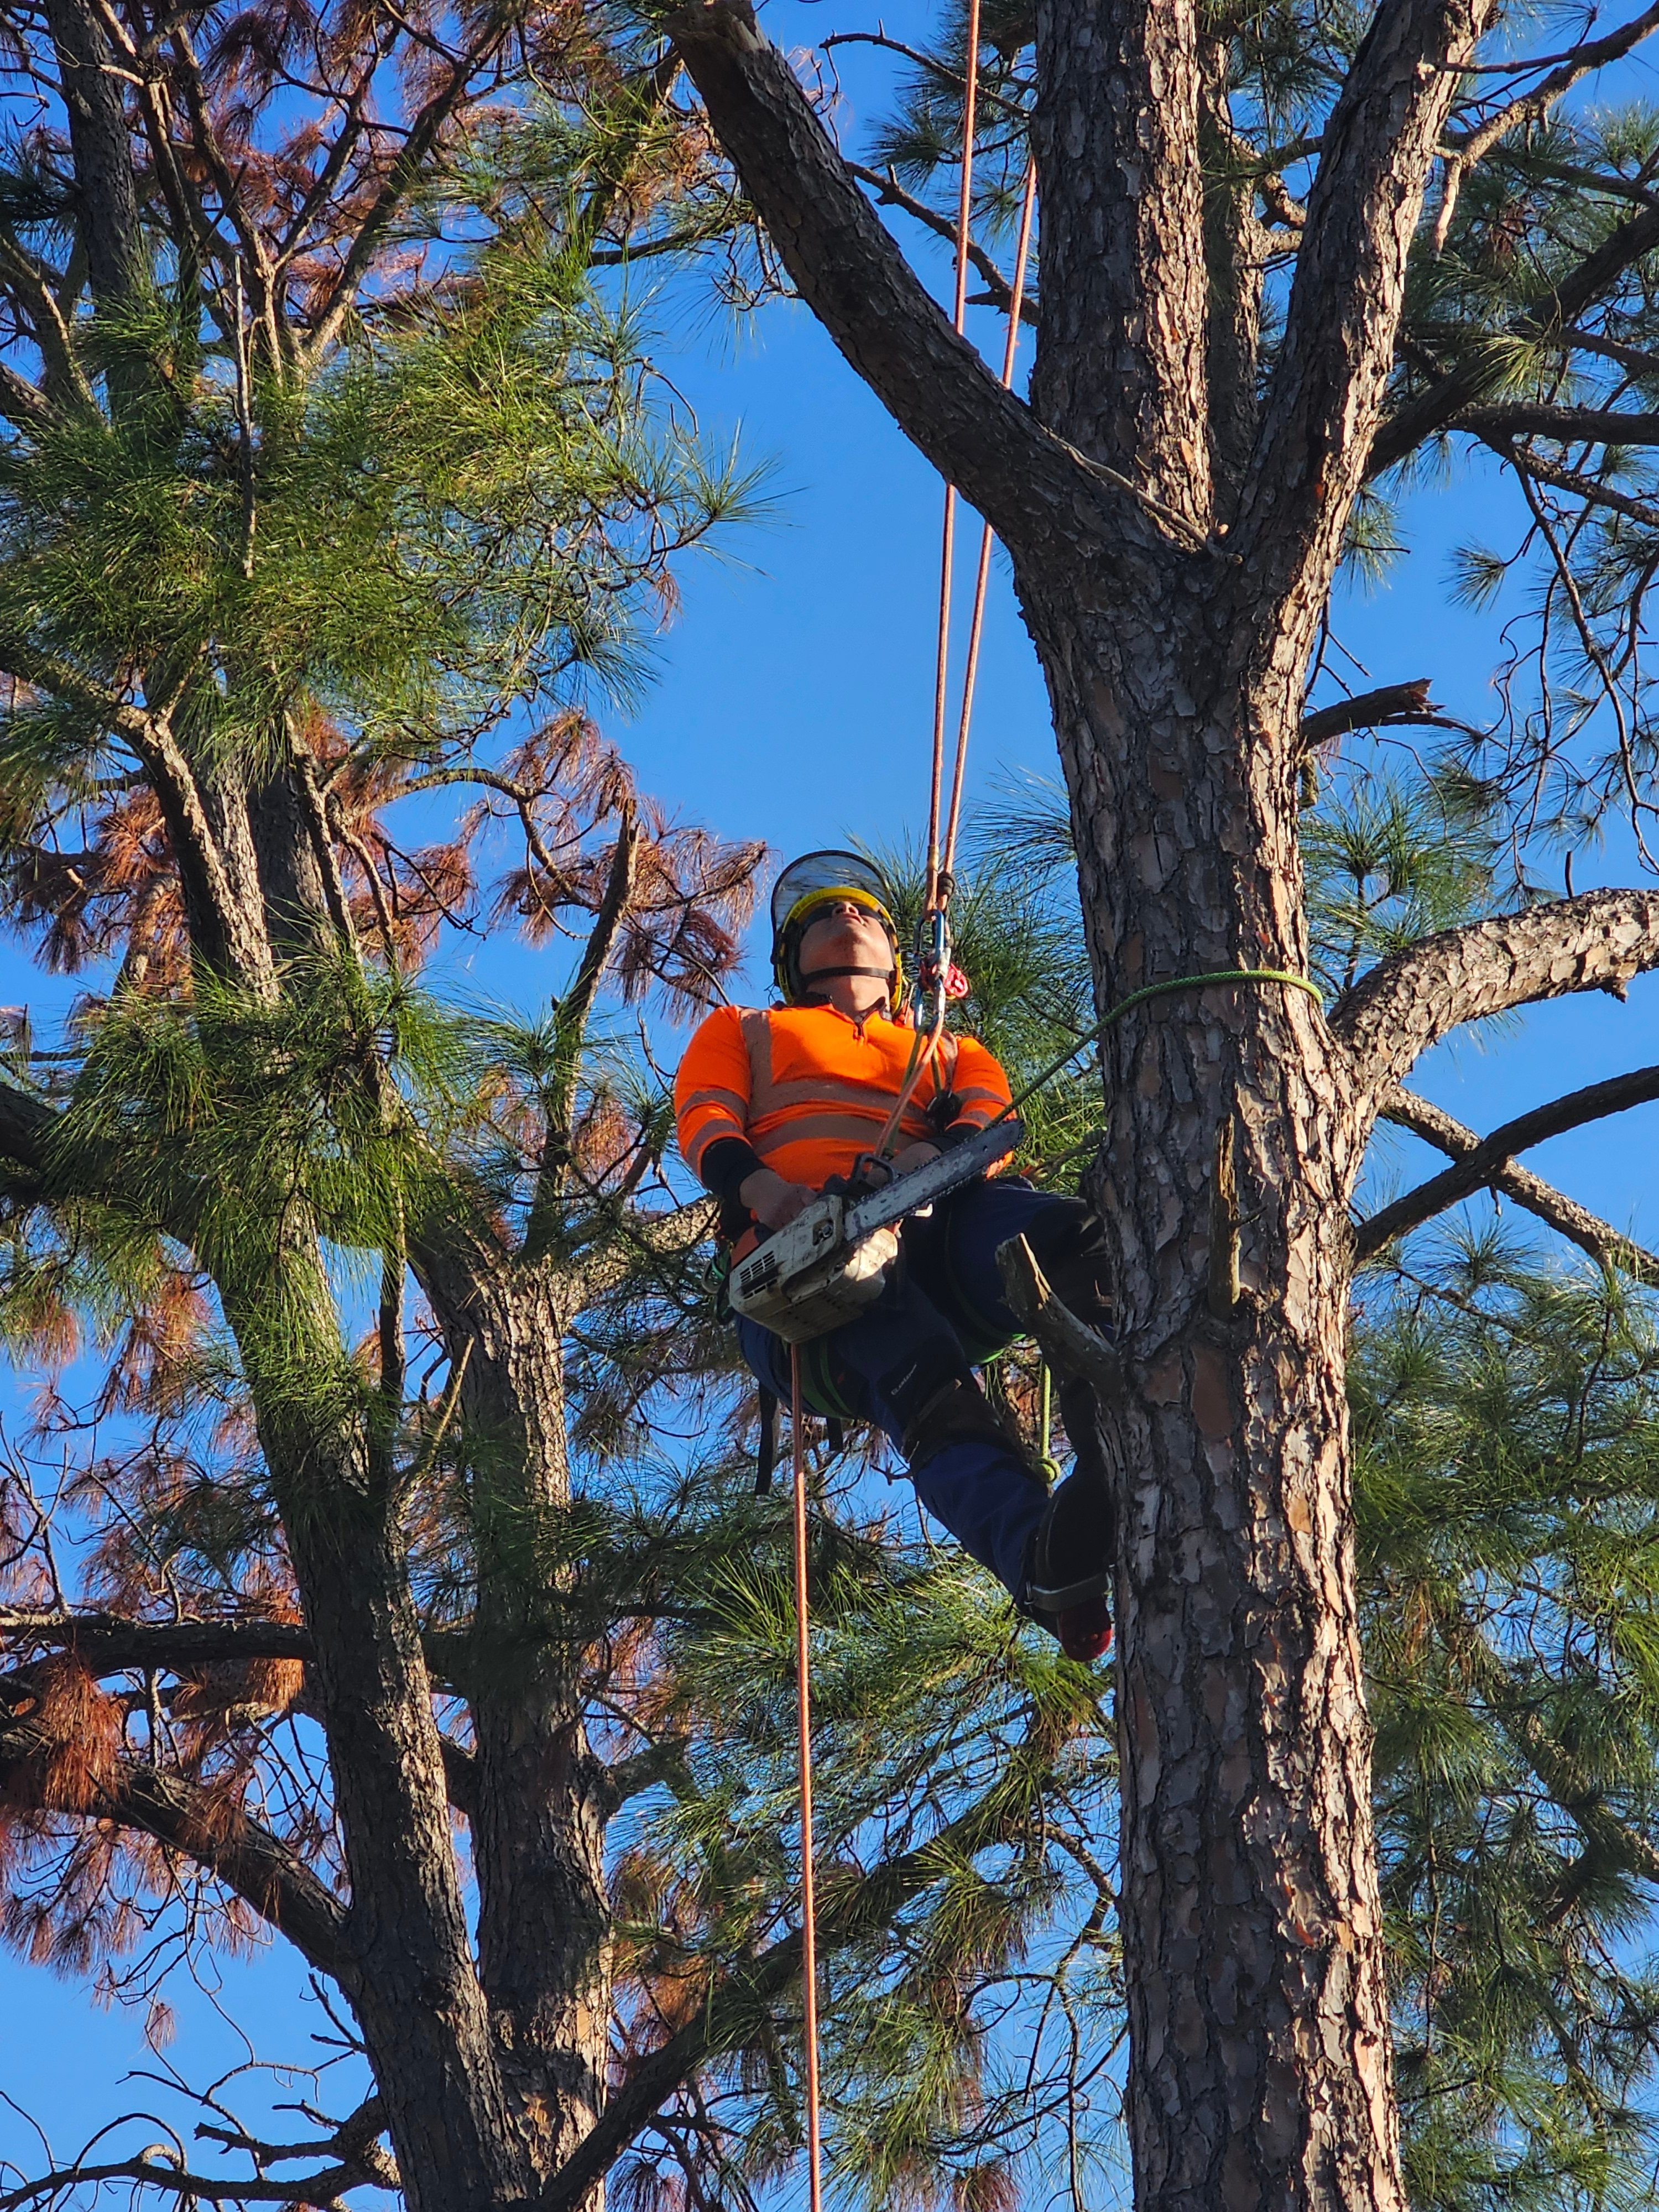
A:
0;358;51;432
0;1610;472;1691
0;1613;312;1668
1334;887;1659;1101
1356;1063;1659;1256
439;1734;477;1821
0;1079;56;1186
0;634;157;745
1238;0;1492;593
1562;325;1659;378
1380;1084;1659;1277
1432;1;1659;248
1481;436;1659;529
0;228;96;412
0;2142;393;2209
666;0;1100;556
0;631;278;994
1459;403;1659;443
0;1704;353;1981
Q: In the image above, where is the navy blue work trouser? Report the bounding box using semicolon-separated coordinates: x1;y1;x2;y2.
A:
735;1179;1077;1598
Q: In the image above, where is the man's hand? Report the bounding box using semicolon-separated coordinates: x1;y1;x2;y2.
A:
888;1140;942;1177
739;1167;814;1229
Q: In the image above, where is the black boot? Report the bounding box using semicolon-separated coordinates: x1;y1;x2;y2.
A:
1022;1467;1114;1663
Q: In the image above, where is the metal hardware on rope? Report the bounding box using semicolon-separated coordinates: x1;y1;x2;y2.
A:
789;1345;825;2212
997;969;1325;1123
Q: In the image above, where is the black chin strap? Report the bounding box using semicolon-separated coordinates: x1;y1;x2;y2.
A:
799;966;895;984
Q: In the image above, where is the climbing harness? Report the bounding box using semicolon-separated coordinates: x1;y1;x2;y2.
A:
789;1343;824;2212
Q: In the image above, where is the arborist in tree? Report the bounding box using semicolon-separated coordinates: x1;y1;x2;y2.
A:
675;851;1116;1662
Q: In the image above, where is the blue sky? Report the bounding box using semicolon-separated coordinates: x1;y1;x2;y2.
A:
9;0;1659;2188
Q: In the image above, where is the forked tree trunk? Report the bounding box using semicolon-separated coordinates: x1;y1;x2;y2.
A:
198;773;614;2212
430;1255;614;2203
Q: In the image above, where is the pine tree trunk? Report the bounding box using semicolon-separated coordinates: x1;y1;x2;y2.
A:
205;789;613;2211
1014;557;1400;2210
218;1232;538;2212
438;1259;613;2204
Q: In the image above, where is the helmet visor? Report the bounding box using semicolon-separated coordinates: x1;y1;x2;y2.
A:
770;849;894;937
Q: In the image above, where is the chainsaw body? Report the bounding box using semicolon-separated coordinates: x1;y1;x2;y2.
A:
726;1119;1024;1345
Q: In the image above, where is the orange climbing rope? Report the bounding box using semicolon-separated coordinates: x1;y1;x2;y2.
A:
789;1343;824;2212
891;149;1033;1154
791;31;1031;2198
941;155;1037;886
925;0;984;916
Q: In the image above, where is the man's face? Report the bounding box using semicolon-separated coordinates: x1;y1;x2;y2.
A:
797;897;893;980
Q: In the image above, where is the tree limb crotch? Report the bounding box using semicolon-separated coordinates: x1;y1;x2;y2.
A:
1357;1065;1659;1256
666;0;1113;558
1378;1086;1659;1277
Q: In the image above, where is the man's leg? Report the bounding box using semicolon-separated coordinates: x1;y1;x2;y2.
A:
908;1178;1114;1353
733;1282;1048;1603
907;1182;1117;1656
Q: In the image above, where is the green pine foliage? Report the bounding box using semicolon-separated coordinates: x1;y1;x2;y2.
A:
1358;1232;1659;2211
0;252;755;797
1301;758;1515;998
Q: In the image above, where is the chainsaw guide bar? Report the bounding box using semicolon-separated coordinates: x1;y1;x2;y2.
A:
727;1119;1025;1345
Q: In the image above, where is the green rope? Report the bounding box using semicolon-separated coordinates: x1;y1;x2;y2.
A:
1036;1360;1062;1485
998;967;1323;1124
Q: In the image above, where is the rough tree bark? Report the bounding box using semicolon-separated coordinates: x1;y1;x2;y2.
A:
663;0;1659;2205
14;0;1659;2203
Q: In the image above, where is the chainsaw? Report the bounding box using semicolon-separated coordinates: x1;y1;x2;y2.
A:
726;1118;1025;1345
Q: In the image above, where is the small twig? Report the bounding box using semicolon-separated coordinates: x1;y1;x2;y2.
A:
394;1342;472;1505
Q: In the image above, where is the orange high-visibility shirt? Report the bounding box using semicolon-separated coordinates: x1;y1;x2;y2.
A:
675;1003;1013;1191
